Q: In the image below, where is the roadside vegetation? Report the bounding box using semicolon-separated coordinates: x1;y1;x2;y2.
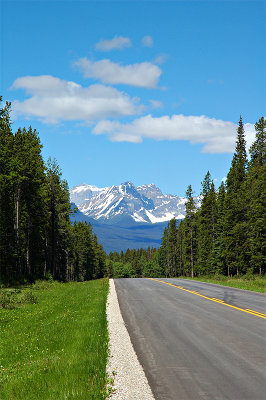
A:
0;279;110;400
179;274;266;293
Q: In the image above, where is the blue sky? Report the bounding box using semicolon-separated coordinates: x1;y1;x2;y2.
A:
1;1;265;196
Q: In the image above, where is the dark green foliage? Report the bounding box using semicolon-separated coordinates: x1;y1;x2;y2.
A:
224;117;249;276
106;246;162;278
45;158;72;281
0;98;105;285
13;127;47;282
245;117;266;275
212;182;227;275
196;172;217;275
156;116;265;279
158;219;178;277
0;99;17;282
184;185;197;277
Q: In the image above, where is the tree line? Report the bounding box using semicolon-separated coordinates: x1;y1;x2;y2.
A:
106;116;265;278
0;98;105;285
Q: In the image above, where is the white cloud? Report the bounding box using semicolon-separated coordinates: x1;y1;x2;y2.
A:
142;36;153;48
74;58;162;88
93;114;256;154
95;36;131;51
11;75;142;124
149;100;163;109
154;54;168;65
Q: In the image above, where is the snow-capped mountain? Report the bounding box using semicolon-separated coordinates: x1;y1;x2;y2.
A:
70;182;199;225
70;184;105;205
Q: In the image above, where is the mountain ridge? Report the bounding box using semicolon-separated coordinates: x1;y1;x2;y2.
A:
70;181;199;225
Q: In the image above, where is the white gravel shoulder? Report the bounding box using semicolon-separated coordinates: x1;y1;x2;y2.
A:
106;279;155;400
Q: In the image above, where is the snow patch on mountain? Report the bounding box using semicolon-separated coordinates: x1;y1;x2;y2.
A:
70;181;200;224
145;210;178;224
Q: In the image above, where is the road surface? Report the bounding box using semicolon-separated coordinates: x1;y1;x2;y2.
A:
114;278;266;400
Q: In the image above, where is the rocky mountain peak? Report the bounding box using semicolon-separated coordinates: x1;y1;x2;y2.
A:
70;181;200;225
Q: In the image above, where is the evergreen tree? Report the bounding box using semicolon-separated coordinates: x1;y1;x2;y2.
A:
176;220;185;276
92;234;106;279
158;227;169;277
212;182;227;274
167;218;178;276
45;158;72;281
13;127;47;281
0;99;16;283
224;117;249;276
197;172;217;275
246;117;266;274
184;185;197;277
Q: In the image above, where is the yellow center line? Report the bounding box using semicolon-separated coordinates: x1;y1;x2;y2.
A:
245;309;266;316
147;278;266;319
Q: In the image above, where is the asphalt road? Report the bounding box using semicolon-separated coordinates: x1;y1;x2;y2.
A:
114;278;266;400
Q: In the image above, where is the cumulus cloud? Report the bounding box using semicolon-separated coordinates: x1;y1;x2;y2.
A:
11;75;142;124
95;36;131;51
74;58;162;88
92;114;256;153
142;36;153;47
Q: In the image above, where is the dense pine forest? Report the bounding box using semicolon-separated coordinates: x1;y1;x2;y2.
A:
1;96;265;284
0;98;105;285
107;116;265;279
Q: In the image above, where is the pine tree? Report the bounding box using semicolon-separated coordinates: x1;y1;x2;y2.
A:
13;127;47;281
246;117;266;275
212;182;227;275
184;185;197;277
92;234;106;279
224;116;249;276
197;172;217;275
158;227;168;277
45;158;72;281
176;220;185;276
167;218;178;276
0;99;16;283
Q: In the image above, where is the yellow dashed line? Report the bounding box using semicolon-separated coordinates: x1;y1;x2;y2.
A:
147;278;266;319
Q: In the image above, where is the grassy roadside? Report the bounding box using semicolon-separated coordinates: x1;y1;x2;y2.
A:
0;279;110;400
179;275;265;293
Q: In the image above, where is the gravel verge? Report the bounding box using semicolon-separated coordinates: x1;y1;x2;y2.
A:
106;279;155;400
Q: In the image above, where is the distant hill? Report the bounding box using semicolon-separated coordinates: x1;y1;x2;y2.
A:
70;204;169;253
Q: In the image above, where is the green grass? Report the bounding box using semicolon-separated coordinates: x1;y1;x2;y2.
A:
0;279;110;400
180;275;266;293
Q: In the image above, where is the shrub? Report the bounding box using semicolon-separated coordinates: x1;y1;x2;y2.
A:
21;290;38;304
0;290;18;309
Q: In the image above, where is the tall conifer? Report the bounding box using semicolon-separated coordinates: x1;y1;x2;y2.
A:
0;99;16;283
246;117;266;274
184;185;197;277
197;172;217;275
224;116;248;275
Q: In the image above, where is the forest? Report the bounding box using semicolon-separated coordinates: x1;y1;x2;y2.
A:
107;116;265;279
0;98;106;285
1;96;265;284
